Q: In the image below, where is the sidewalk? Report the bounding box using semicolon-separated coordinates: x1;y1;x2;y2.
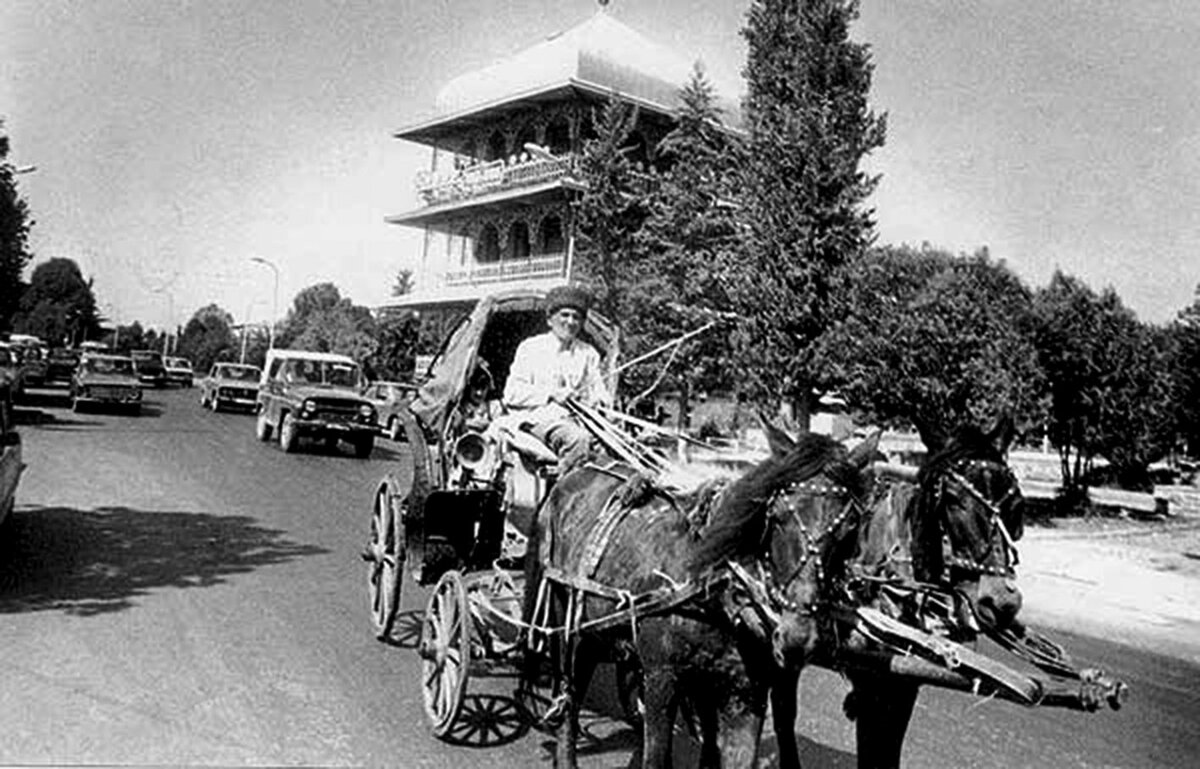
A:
1016;521;1200;665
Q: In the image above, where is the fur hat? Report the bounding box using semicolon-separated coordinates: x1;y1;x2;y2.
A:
544;284;592;316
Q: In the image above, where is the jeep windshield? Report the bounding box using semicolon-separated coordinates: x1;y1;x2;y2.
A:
286;360;361;389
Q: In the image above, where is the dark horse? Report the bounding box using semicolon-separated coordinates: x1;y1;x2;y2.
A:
523;430;880;768
834;416;1025;769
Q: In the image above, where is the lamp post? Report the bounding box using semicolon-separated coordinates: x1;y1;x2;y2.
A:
250;256;279;350
240;299;262;364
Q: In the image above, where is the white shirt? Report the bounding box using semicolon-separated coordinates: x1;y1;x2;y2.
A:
503;331;611;416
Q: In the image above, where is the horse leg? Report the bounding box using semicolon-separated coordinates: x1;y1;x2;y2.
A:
714;696;766;768
846;674;919;769
639;665;680;769
770;666;802;769
553;636;601;769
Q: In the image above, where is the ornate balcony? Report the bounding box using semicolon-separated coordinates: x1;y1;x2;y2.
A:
416;155;580;206
443;253;566;287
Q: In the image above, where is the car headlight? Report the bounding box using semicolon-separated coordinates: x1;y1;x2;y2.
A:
358;404;374;420
302;398;316;414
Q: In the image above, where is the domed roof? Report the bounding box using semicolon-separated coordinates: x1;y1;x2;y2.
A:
435;10;704;119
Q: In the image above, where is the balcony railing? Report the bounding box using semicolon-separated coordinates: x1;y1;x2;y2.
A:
444;253;566;287
416;155;579;205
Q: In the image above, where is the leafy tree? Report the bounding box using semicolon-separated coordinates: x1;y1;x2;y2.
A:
13;258;101;346
277;282;377;362
572;96;654;328
108;321;147;354
1169;285;1200;457
628;66;742;424
732;0;887;425
367;311;420;382
1031;272;1172;506
392;268;415;297
0;124;35;333
819;244;1045;437
176;304;238;374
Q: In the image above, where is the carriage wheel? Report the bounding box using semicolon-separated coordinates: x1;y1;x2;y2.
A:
365;477;404;641
420;569;472;737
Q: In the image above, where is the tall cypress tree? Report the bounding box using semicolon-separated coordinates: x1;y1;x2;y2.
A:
734;0;886;425
630;66;741;421
0;125;35;332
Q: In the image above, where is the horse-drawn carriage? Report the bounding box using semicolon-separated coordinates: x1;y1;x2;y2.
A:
362;288;1126;767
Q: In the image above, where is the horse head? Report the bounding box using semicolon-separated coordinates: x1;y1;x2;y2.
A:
690;422;881;668
910;413;1025;631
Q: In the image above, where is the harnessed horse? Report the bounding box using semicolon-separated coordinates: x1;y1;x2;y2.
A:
522;430;881;768
835;415;1025;769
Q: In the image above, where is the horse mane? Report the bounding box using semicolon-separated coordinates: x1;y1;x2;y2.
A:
687;432;853;575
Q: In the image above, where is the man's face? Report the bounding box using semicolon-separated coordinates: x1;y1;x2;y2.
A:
548;307;583;343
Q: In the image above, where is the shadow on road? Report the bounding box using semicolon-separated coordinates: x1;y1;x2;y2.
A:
0;505;328;616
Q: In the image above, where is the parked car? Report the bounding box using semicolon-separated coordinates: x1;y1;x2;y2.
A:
71;354;142;414
164;356;195;387
130;349;166;387
0;379;22;530
254;349;377;457
15;343;48;388
0;344;24;399
363;380;420;441
199;362;261;412
44;348;81;388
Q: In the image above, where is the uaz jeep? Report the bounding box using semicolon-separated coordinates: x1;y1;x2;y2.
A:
254;349;377;458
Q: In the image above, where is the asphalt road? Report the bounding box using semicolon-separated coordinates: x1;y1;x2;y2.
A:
0;387;1196;768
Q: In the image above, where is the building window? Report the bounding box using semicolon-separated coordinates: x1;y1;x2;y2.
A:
508;221;531;259
475;224;500;264
485;131;506;163
545;118;571;155
539;216;565;255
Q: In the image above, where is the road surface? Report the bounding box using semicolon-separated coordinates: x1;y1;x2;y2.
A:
0;387;1196;767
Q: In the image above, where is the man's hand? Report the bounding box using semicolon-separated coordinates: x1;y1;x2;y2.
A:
548;386;575;404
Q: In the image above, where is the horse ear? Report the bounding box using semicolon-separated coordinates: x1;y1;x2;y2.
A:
986;412;1017;455
846;430;883;469
758;410;795;457
912;413;947;453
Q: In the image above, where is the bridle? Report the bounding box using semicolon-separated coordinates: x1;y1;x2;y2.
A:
755;476;868;617
929;457;1022;581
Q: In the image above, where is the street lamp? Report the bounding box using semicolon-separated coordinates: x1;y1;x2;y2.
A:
250;256;279;350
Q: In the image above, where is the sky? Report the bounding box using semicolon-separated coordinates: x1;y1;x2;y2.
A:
2;0;1198;331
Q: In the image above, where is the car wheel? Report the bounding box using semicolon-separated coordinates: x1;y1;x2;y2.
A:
255;412;273;442
354;435;375;459
279;412;300;453
387;416;403;442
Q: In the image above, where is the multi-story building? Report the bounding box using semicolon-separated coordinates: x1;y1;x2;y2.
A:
382;7;734;316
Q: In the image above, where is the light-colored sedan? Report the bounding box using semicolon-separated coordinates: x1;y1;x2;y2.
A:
71;354;142;414
164;356;195;387
363;380;419;441
199;362;261;412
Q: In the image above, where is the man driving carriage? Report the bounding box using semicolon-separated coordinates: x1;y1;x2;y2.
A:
503;284;611;474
